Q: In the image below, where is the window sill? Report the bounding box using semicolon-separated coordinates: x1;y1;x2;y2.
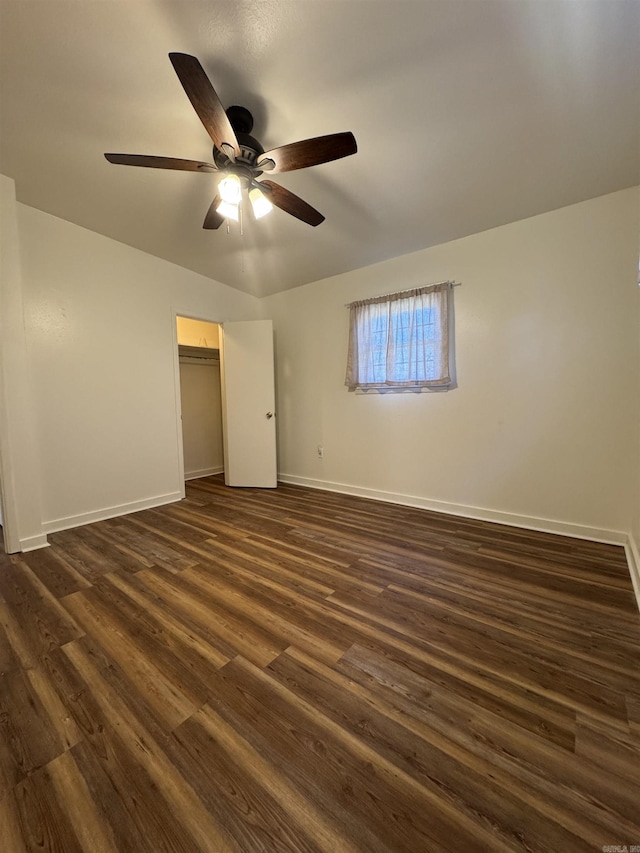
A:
350;384;453;395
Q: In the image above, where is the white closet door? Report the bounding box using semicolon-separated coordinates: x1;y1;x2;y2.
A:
220;320;277;488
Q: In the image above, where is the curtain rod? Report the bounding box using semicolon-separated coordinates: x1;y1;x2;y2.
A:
345;280;461;308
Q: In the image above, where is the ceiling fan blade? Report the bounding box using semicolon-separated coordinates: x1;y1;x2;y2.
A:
203;195;225;230
260;180;324;226
169;53;240;156
104;153;216;172
258;132;357;173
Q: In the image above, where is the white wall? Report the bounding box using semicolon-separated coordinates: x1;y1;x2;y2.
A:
176;316;220;349
265;188;640;539
630;225;640;592
179;360;224;479
16;204;260;533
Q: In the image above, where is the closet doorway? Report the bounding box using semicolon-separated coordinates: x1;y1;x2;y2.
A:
176;317;223;482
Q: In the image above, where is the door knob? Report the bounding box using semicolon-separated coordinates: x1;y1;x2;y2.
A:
266;411;274;419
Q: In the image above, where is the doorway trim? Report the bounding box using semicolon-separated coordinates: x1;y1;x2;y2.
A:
172;309;223;495
0;407;20;553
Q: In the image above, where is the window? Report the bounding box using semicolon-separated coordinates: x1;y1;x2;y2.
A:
345;282;453;391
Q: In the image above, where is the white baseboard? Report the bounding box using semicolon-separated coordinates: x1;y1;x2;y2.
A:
19;532;49;552
41;490;183;535
185;466;224;481
277;473;628;545
626;534;640;614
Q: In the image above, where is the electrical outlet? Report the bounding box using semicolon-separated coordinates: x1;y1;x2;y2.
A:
317;445;324;458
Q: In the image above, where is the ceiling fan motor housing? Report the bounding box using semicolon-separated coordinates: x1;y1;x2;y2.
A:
213;105;265;172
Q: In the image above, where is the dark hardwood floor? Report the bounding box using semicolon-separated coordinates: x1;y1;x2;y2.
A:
1;476;639;852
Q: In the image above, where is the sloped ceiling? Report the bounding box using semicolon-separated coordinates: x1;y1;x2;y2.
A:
0;0;638;297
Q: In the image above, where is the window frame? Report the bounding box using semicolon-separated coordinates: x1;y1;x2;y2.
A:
345;282;454;393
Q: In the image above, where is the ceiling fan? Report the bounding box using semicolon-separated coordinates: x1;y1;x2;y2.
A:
105;53;357;229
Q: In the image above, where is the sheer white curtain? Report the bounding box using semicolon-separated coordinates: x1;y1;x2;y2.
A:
345;283;451;389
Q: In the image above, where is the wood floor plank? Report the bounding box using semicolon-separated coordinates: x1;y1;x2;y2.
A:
62;639;238;853
0;556;84;656
61;590;198;731
209;654;509;853
0;787;28;853
336;644;640;832
78;577;218;707
50;531;124;581
265;573;581;744
71;525;156;573
372;585;639;709
19;547;92;600
104;570;230;670
1;474;638;852
134;567;285;667
0;597;25;676
0;667;73;794
23;665;83;754
626;695;640;736
183;560;354;664
379;571;640;673
28;636;233;853
171;705;347;853
45;750;120;853
68;738;173;853
574;713;640;784
11;761;85;853
130;514;346;599
266;646;612;850
97;522;197;573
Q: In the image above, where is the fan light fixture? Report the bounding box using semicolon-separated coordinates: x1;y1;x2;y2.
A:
216;175;273;222
218;174;242;204
249;187;273;219
216;199;239;221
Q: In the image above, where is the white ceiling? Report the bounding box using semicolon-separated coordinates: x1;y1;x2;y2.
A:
1;1;638;297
